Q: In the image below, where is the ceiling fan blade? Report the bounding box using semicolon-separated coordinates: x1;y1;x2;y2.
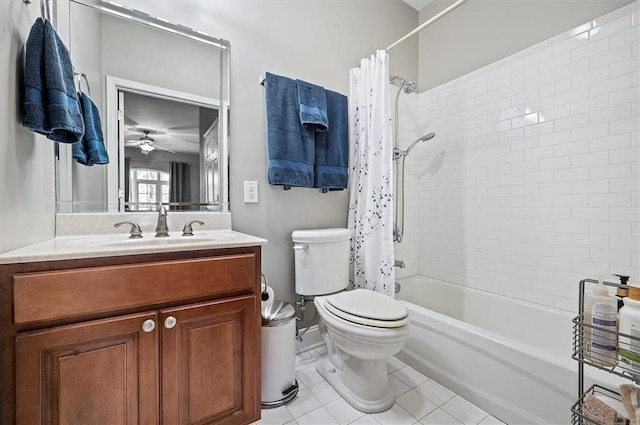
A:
167;124;198;131
154;145;176;154
123;116;139;127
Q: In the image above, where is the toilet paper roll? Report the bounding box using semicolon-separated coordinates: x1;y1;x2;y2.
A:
261;286;275;309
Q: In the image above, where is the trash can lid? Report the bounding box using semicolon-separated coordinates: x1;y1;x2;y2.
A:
262;300;296;327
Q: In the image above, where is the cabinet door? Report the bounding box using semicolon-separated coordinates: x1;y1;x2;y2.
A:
161;295;259;425
15;311;159;425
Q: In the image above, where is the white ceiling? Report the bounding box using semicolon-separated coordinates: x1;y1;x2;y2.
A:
123;92;202;155
403;0;433;11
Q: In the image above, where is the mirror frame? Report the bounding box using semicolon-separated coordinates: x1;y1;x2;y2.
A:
56;0;230;213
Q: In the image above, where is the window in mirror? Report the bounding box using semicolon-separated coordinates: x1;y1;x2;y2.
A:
129;168;169;212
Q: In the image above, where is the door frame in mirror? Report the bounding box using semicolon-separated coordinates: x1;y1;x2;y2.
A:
105;76;227;212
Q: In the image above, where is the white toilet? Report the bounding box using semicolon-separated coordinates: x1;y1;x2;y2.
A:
292;228;410;413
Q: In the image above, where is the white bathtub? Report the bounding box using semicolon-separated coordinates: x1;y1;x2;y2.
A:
395;275;618;425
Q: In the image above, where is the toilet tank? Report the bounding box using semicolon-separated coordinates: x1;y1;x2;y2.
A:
292;228;350;296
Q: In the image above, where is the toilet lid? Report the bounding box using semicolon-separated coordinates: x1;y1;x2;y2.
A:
325;289;409;328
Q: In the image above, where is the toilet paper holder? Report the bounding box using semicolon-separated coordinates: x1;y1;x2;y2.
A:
261;273;270;301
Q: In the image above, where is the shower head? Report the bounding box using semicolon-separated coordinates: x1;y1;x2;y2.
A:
403;80;417;94
390;75;417;94
393;132;436;159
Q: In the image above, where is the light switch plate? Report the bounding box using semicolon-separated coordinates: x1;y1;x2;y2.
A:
244;181;258;203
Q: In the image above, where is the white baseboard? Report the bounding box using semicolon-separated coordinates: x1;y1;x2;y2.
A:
295;324;323;353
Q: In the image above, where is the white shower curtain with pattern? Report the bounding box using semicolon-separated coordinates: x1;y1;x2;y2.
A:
348;50;395;297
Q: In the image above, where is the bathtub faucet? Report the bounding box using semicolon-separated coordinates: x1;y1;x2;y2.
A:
394;259;405;268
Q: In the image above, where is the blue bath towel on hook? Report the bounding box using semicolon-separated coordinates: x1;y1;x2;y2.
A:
72;92;109;166
314;90;349;190
296;79;328;132
265;72;315;188
23;18;84;143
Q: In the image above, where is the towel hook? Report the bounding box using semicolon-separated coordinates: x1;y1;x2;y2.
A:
40;0;51;21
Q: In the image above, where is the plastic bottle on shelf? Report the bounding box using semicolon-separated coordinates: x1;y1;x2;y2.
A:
583;284;596;361
590;280;618;367
619;284;640;377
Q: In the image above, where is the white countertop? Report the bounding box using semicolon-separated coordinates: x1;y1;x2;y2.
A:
0;230;267;264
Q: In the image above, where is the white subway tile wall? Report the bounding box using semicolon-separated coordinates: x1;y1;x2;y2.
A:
412;2;639;312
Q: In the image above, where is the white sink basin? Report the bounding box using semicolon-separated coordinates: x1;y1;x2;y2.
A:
94;232;236;248
60;232;238;249
94;236;221;248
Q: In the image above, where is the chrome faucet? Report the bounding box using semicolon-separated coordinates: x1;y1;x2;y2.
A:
114;221;143;238
155;205;170;237
394;259;406;268
182;220;204;236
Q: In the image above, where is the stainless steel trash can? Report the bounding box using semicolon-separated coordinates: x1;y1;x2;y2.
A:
261;300;298;408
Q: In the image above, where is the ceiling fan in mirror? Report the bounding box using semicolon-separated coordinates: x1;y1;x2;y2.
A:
125;129;176;155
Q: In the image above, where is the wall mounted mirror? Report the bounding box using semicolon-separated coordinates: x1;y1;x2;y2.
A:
56;0;230;213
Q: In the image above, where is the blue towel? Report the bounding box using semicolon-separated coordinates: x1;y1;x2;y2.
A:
265;72;315;188
23;18;84;143
296;79;328;132
72;92;109;166
314;90;349;190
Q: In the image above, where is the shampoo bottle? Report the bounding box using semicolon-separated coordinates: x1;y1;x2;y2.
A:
590;280;618;367
619;284;640;377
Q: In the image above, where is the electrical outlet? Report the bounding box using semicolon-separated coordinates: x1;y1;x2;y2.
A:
244;181;258;203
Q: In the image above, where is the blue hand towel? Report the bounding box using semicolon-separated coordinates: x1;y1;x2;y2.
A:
23;18;84;143
265;72;315;188
314;90;349;190
72;92;109;166
296;79;328;132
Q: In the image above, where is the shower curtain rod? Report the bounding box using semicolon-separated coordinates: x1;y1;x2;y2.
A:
386;0;468;50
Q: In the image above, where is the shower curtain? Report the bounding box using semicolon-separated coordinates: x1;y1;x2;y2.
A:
347;50;395;297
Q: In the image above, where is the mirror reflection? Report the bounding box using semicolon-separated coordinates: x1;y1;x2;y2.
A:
58;0;230;213
122;92;218;211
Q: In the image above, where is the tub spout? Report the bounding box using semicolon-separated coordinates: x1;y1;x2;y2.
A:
394;259;405;268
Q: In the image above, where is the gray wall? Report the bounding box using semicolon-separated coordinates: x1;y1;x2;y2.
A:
0;1;56;253
418;0;636;91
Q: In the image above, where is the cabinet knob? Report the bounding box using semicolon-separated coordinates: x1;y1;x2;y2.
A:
141;319;156;333
164;316;177;329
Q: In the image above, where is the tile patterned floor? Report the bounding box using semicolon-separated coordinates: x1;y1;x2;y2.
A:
256;346;505;425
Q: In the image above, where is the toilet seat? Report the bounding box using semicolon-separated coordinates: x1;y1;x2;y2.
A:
324;289;410;328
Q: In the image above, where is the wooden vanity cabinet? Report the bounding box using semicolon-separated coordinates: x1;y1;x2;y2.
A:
1;246;262;425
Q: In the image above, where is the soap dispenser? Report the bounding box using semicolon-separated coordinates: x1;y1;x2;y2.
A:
615;274;631;310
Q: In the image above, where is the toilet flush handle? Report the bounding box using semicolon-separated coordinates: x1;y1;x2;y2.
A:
293;244;309;252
